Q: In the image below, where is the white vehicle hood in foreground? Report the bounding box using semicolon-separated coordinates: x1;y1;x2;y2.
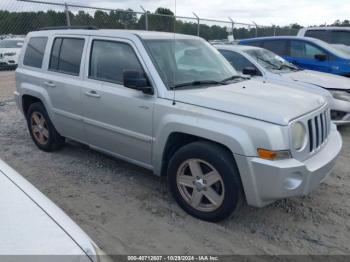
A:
0;159;96;261
283;70;350;91
174;79;326;125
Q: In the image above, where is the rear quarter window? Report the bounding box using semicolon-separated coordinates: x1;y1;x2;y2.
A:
23;37;48;68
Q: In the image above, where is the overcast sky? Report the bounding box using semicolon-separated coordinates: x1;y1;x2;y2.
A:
3;0;350;26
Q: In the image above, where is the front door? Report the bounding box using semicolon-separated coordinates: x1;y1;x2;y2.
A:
81;37;154;167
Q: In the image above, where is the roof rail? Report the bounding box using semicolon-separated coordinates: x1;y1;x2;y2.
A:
39;26;99;31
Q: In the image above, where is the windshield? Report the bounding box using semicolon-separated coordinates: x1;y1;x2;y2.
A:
0;40;23;48
144;38;239;89
245;48;299;73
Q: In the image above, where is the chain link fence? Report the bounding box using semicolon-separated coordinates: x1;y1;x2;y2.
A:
0;0;300;41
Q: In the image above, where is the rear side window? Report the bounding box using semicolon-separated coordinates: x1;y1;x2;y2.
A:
262;40;289;56
49;38;85;76
23;37;48;68
305;30;328;42
89;40;144;84
219;50;255;72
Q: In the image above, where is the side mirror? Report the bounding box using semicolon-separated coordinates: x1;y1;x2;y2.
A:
123;70;153;95
242;66;259;76
314;54;327;62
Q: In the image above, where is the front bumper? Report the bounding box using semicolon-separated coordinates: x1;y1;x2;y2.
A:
329;96;350;125
235;127;342;207
0;57;18;67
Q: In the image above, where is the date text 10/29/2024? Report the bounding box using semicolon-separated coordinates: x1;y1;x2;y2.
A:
127;256;219;261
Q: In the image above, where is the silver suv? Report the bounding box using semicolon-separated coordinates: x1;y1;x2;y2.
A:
15;28;342;221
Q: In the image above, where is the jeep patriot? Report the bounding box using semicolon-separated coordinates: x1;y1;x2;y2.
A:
15;29;342;221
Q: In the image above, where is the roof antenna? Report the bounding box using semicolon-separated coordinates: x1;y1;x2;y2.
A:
172;0;177;106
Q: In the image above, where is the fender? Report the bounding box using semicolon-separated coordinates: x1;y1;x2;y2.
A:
152;113;256;176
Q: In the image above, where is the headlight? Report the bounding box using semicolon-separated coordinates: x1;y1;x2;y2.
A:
329;90;350;102
291;121;307;151
4;52;16;56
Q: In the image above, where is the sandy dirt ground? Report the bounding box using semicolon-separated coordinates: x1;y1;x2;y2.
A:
0;70;349;255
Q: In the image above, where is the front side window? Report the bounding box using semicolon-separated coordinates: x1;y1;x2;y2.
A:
219;50;255;72
290;41;327;59
49;38;84;75
144;39;238;89
262;40;289;56
245;48;299;73
23;37;47;68
89;40;144;84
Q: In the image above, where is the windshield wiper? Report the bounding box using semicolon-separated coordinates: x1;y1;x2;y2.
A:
256;56;281;70
279;63;300;71
221;75;249;83
170;80;227;89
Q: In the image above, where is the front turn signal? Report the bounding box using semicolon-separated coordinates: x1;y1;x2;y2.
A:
257;149;291;161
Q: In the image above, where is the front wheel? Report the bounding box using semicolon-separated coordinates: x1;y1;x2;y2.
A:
168;141;242;222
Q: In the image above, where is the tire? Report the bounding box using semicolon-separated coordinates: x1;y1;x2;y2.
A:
168;141;241;222
26;102;65;152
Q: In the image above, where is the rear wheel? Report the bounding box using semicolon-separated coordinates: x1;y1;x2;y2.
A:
26;102;65;152
168;141;241;222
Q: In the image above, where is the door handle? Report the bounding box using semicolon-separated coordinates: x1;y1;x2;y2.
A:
44;81;56;88
85;90;101;98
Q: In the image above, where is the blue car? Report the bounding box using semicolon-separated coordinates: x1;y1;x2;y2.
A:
238;36;350;77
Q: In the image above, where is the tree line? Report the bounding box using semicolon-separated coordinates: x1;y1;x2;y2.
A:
0;7;349;40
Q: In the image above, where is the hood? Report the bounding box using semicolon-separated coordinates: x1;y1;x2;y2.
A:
0;159;96;258
283;70;350;91
173;79;326;125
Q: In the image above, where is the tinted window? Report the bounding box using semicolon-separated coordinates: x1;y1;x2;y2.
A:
219;50;255;72
89;40;143;84
23;37;48;68
262;40;288;56
49;38;84;75
330;31;350;45
305;30;328;42
290;41;327;59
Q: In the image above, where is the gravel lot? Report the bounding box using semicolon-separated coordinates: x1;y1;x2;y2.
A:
0;70;349;255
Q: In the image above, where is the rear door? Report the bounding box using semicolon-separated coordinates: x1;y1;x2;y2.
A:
43;35;88;142
287;40;331;73
81;37;155;167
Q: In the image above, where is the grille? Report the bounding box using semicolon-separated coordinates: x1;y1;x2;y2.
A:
307;109;330;152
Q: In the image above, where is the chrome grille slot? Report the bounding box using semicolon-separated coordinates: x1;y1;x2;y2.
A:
307;109;330;153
